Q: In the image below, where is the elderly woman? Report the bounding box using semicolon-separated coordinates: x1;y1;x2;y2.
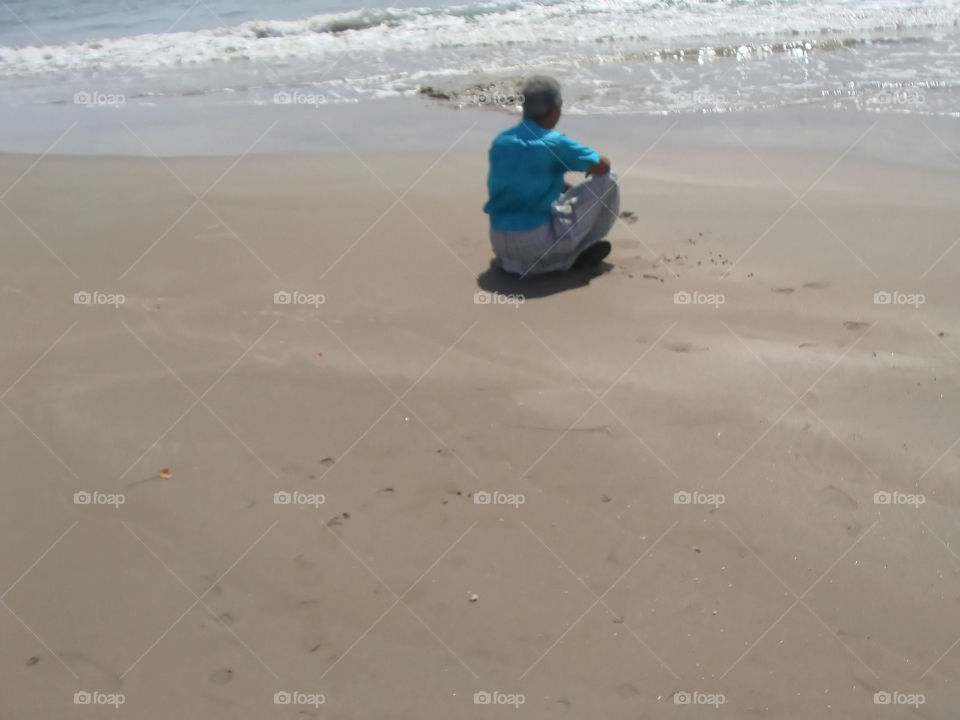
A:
483;75;620;276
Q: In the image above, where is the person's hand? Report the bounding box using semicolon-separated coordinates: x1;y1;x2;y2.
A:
586;156;611;176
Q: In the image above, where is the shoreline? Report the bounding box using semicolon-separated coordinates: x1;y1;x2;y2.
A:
0;98;957;172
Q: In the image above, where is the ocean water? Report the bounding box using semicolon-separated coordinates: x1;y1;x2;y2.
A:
0;0;958;117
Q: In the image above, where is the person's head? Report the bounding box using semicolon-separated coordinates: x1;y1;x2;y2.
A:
522;75;562;129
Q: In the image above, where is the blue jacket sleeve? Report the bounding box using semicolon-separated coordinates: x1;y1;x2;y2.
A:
547;133;600;172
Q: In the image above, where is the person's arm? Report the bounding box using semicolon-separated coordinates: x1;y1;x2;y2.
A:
552;134;609;191
551;134;602;175
586;155;611;176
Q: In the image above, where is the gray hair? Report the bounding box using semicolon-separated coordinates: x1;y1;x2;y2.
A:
522;75;562;121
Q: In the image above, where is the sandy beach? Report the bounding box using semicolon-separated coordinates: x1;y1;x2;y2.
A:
1;108;959;719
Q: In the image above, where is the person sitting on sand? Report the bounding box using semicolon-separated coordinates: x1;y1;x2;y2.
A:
483;75;620;276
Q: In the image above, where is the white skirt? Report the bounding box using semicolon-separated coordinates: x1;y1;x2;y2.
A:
489;172;620;276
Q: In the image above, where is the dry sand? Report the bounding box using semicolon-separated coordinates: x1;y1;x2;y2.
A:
1;112;959;719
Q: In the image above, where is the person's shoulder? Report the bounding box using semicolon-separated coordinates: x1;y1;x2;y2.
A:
491;122;524;144
541;130;579;146
501;121;529;136
544;128;574;140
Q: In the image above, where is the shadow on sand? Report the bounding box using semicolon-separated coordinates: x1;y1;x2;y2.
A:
475;260;614;299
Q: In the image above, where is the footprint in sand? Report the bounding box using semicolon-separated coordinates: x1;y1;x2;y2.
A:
209;668;233;685
803;281;830;289
772;287;795;293
819;485;858;511
327;512;350;527
666;341;709;353
293;555;316;573
845;520;863;536
843;320;870;331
